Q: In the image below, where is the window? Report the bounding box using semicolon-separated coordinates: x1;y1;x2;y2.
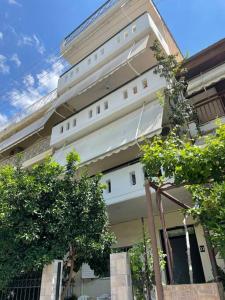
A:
142;79;148;89
123;90;128;99
60;126;64;134
124;31;128;38
73;119;77;127
70;71;73;78
88;58;91;65
106;180;111;193
89;110;93;118
66;122;70;130
130;171;136;186
100;48;104;55
132;25;137;33
117;36;121;43
133;86;138;94
94;53;98;61
96;106;101;114
65;74;68;82
76;67;79;73
104;101;109;110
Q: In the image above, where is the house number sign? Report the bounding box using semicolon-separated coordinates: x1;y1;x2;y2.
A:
199;245;205;252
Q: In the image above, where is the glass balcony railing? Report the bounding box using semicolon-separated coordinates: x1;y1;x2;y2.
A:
64;0;120;46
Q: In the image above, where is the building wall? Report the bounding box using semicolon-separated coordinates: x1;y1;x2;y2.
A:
73;209;225;297
111;211;217;283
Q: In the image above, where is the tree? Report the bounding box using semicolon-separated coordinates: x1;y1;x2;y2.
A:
0;151;114;299
141;124;225;260
150;40;196;131
129;238;166;300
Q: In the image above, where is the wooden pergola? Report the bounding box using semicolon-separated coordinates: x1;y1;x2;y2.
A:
145;180;219;300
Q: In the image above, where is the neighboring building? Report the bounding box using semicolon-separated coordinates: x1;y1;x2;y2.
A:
0;0;224;298
186;38;225;137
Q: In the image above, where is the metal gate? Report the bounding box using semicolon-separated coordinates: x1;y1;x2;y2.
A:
0;272;41;300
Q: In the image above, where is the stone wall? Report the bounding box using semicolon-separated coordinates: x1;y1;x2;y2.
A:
110;252;133;300
40;260;63;300
164;283;224;300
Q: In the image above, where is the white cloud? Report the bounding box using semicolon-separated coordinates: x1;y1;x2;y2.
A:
18;34;45;54
0;32;3;40
0;54;10;74
33;34;45;55
0;113;9;131
23;74;35;87
8;58;65;109
10;53;21;67
8;0;22;7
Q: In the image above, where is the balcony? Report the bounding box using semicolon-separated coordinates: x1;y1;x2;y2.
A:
101;162;145;205
0;136;51;168
58;13;158;95
63;0;120;47
189;93;225;136
51;68;166;148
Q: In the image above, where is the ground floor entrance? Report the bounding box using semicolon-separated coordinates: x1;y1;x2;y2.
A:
161;226;205;284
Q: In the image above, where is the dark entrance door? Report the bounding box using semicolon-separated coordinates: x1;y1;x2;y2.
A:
161;226;205;284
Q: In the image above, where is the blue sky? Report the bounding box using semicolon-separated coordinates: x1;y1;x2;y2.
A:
0;0;225;129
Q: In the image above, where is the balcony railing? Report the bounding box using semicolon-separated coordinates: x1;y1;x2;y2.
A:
0;136;51;167
51;68;166;147
64;0;120;46
1;90;57;133
195;93;225;125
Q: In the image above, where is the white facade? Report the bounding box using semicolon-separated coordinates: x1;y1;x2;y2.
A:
0;0;224;298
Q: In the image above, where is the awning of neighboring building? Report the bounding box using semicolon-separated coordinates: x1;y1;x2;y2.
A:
188;63;225;95
54;35;150;108
53;100;163;166
0;109;54;153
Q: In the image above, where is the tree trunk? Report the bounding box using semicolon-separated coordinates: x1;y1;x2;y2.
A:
61;246;75;300
141;218;152;300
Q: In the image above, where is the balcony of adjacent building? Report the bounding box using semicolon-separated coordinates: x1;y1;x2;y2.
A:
51;68;166;149
0;136;52;168
188;76;225;136
54;12;170;113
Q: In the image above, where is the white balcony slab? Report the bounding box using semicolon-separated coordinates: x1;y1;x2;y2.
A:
0;109;54;154
102;162;145;206
53;99;163;166
58;12;169;95
51;68;166;148
55;35;150;109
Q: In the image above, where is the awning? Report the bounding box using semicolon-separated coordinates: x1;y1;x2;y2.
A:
0;109;54;153
188;63;225;95
53;100;163;166
54;35;150;108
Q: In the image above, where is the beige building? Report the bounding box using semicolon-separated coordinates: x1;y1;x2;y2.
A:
0;1;224;298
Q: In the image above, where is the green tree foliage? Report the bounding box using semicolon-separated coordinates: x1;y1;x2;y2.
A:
0;151;114;298
129;238;166;300
151;41;195;129
141;124;225;259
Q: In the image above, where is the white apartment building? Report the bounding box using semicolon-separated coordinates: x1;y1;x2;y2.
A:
0;1;224;298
